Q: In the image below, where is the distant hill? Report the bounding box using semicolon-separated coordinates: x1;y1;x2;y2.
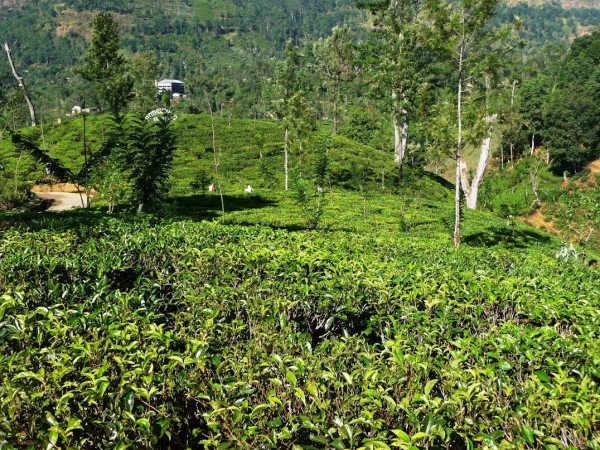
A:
1;1;598;80
508;0;600;8
0;0;598;121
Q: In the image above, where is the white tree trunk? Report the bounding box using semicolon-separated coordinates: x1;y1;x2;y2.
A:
392;91;409;180
530;133;535;156
530;163;540;205
284;127;289;191
454;54;464;248
14;152;22;195
400;118;409;176
333;78;339;135
393;115;401;163
207;96;225;221
459;114;498;209
2;43;36;126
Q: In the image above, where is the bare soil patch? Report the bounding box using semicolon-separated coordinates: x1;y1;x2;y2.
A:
32;183;96;194
519;207;558;235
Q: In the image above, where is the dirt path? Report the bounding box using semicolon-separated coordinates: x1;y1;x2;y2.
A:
34;192;87;211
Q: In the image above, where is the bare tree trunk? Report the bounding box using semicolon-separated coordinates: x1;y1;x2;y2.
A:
530;162;540;205
207;96;225;222
399;118;409;180
454;49;464;248
360;185;367;217
530;133;535;156
333;77;339;135
2;43;36;126
137;202;144;213
392;92;409;181
284;127;289;191
460;114;498;209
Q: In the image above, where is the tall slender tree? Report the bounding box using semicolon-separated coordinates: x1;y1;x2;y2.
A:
357;0;430;181
519;74;549;156
499;79;524;167
429;0;504;246
274;41;303;191
129;52;161;114
313;26;355;135
2;43;36;127
288;90;316;166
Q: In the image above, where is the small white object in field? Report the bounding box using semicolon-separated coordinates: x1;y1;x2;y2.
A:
245;185;254;193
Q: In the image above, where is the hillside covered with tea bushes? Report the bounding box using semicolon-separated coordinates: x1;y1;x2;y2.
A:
0;112;451;201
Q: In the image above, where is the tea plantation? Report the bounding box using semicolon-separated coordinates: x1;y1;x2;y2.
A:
1;184;599;449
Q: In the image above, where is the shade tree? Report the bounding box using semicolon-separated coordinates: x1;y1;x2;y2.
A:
313;25;355;135
519;74;549;157
357;0;434;181
129;52;162;114
274;41;304;191
426;0;507;246
77;12;133;114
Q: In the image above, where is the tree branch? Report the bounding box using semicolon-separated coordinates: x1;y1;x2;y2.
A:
2;42;36;126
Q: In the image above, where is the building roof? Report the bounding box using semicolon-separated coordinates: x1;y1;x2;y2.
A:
157;79;184;84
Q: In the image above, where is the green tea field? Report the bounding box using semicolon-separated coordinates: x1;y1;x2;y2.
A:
1;183;599;448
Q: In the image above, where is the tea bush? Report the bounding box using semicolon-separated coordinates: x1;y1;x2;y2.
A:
1;206;599;449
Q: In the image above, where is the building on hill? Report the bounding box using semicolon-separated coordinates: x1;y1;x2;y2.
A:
70;106;99;115
156;79;185;97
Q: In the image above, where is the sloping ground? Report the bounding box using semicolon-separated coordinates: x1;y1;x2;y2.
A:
520;206;558;234
0;205;598;449
561;0;600;8
521;157;600;234
588;159;600;174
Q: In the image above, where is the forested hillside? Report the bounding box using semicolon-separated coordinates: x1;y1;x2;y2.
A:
0;0;599;118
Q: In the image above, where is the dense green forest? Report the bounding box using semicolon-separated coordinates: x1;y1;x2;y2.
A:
1;0;600;448
0;0;599;117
